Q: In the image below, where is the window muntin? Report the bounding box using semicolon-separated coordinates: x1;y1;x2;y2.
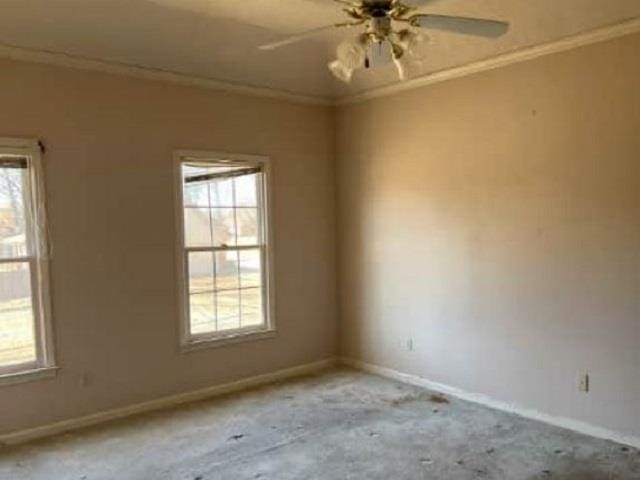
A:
177;154;272;345
0;140;54;376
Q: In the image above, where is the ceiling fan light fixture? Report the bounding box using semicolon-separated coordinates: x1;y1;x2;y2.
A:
392;54;407;81
328;59;355;83
395;29;425;52
329;39;368;83
336;40;367;70
261;1;510;84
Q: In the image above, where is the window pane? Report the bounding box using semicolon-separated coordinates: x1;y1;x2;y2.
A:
182;164;239;208
239;249;261;288
184;207;212;247
215;251;239;290
212;208;236;247
209;178;233;207
0;261;36;367
216;290;240;331
183;182;209;208
240;288;263;328
236;208;259;246
0;165;27;259
188;252;213;294
235;174;258;207
181;160;268;339
189;292;215;335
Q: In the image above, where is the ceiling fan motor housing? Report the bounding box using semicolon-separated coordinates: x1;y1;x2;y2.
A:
364;0;394;18
370;16;392;40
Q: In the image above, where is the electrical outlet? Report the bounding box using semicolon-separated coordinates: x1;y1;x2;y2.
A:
578;373;590;393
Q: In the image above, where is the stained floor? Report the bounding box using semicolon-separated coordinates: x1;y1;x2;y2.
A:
1;368;639;479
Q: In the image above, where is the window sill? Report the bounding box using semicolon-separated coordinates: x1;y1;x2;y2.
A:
0;366;58;387
181;329;277;353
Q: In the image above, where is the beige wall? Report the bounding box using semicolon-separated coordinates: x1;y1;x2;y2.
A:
0;59;337;434
337;33;640;437
2;31;639;440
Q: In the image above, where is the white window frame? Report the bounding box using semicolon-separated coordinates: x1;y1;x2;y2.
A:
174;150;276;351
0;138;56;386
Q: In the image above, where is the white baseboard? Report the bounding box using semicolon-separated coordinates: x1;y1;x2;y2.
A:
0;357;337;446
341;357;640;450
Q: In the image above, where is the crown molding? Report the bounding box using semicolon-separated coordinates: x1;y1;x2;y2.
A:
337;16;640;105
0;42;333;107
1;16;639;108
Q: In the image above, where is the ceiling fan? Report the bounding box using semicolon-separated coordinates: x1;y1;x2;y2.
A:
258;0;509;83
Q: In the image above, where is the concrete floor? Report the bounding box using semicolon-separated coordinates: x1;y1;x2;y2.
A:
1;368;639;480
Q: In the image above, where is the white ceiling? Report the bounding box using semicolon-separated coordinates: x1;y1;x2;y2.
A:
1;0;639;101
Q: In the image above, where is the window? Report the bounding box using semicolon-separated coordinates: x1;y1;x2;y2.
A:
175;151;274;348
0;138;55;383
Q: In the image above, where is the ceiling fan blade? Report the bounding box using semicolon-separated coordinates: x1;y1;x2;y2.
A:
258;25;338;51
411;14;509;38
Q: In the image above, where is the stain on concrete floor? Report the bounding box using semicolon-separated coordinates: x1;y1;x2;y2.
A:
1;368;639;479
